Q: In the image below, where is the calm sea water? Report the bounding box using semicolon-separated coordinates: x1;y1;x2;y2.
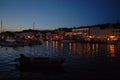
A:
0;41;120;80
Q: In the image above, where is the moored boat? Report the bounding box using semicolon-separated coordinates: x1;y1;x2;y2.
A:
0;39;42;47
16;54;65;71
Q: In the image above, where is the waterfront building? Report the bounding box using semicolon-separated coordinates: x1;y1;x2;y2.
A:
89;26;100;38
64;31;73;40
72;27;89;40
89;23;120;41
18;31;35;39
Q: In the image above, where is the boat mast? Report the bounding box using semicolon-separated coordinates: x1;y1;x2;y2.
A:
33;22;35;30
1;20;2;33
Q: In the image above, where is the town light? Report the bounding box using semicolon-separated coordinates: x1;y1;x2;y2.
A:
1;36;5;39
109;36;115;39
89;36;92;38
108;35;118;41
28;35;31;39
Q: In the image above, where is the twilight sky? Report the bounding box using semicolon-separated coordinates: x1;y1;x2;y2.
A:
0;0;120;31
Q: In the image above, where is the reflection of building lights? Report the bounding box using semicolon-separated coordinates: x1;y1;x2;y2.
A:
55;41;58;48
69;43;72;49
72;43;76;53
60;43;63;48
52;41;55;48
109;45;115;57
45;41;49;50
92;44;95;50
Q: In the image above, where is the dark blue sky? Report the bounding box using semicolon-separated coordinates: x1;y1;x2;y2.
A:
0;0;120;31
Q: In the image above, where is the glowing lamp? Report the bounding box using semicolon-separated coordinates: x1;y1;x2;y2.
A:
109;36;115;39
28;36;31;38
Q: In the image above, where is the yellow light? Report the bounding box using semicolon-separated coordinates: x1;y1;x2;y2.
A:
89;36;92;38
55;36;58;38
28;36;31;38
109;36;115;39
1;36;4;39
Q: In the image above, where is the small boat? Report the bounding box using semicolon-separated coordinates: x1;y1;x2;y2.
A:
0;39;42;47
16;54;65;71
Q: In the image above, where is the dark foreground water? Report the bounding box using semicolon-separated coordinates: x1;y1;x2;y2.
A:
0;41;120;80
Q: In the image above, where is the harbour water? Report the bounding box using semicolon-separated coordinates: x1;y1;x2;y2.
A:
0;41;120;80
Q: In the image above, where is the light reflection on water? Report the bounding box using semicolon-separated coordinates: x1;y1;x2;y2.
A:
0;41;120;79
109;45;115;57
0;41;120;66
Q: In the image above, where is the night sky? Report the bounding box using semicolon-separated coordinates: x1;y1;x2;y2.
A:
0;0;120;31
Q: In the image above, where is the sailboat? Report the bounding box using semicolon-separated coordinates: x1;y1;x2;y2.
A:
0;22;42;47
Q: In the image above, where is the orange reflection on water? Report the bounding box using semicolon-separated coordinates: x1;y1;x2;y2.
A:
109;45;115;57
45;41;49;57
69;42;77;55
52;41;55;48
83;43;99;57
83;43;90;57
92;44;98;54
55;41;58;48
60;42;64;48
45;41;49;48
72;43;76;54
30;46;35;60
69;43;72;49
